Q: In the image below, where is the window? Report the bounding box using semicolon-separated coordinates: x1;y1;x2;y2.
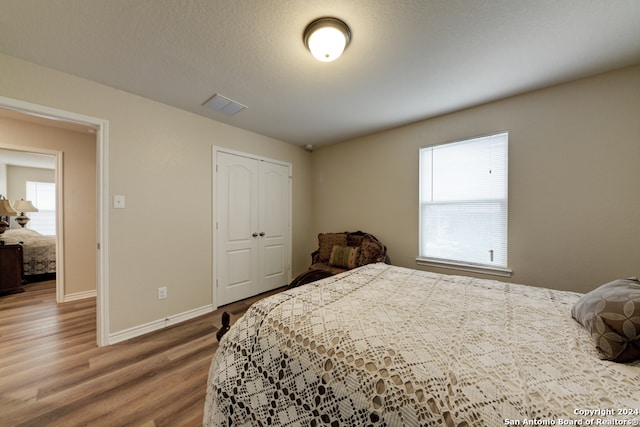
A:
418;132;510;276
26;181;56;236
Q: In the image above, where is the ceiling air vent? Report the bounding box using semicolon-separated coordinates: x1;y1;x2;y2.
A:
202;93;247;115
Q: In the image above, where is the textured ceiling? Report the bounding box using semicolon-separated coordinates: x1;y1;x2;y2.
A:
1;0;639;147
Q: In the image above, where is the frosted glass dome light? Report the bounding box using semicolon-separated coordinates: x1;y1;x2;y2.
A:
303;17;351;62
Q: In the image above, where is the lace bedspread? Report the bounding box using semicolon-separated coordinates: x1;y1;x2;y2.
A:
1;229;56;275
204;263;640;426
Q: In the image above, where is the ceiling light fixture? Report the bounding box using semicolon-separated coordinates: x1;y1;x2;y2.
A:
303;17;351;62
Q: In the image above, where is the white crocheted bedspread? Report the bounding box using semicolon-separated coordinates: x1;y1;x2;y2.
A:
204;263;640;426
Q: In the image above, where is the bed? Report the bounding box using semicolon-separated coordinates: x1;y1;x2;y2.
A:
204;263;640;426
0;228;56;279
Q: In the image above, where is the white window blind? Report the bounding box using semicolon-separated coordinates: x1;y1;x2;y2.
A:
26;181;56;236
419;132;508;270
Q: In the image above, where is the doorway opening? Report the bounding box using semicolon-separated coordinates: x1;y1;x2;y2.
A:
0;96;109;346
0;145;63;297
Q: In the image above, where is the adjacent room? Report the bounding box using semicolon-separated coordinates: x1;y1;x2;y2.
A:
0;1;639;426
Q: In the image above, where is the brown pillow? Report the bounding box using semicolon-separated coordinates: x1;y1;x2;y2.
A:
329;245;359;269
317;233;347;262
359;235;385;266
571;278;640;362
346;234;364;248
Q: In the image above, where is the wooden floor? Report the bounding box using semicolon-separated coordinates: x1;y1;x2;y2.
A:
0;280;283;427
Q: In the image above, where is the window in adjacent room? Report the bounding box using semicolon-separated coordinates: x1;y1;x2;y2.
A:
418;132;510;276
26;181;56;236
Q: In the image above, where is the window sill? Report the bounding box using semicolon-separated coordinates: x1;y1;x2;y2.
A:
415;257;513;278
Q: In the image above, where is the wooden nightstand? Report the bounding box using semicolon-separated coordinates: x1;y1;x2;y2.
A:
0;242;25;295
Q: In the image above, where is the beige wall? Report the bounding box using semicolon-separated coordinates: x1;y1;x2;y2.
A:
0;53;313;335
0;119;97;296
6;165;55;214
0;163;5;195
312;65;640;293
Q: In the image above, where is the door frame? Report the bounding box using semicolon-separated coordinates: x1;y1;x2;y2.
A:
212;146;292;308
0;96;110;347
0;143;65;300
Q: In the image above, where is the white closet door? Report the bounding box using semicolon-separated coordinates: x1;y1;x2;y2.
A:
216;151;291;306
258;160;291;291
216;152;259;306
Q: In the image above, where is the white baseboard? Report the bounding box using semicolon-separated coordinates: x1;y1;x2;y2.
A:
63;289;97;302
107;304;215;345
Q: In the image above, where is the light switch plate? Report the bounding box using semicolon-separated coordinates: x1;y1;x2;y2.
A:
113;195;125;209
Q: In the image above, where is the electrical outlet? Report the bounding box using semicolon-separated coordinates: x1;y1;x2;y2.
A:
158;286;167;300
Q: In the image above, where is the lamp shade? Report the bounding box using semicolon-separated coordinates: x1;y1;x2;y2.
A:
303;17;351;62
0;199;18;216
13;199;38;213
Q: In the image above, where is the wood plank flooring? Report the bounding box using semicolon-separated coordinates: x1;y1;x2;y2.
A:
0;280;283;427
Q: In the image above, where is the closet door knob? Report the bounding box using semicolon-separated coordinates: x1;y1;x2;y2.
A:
252;232;258;237
259;232;265;237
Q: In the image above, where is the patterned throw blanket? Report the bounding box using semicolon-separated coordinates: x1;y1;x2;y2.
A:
204;263;640;426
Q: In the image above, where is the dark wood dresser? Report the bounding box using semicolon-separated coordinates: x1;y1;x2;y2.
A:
0;242;25;295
